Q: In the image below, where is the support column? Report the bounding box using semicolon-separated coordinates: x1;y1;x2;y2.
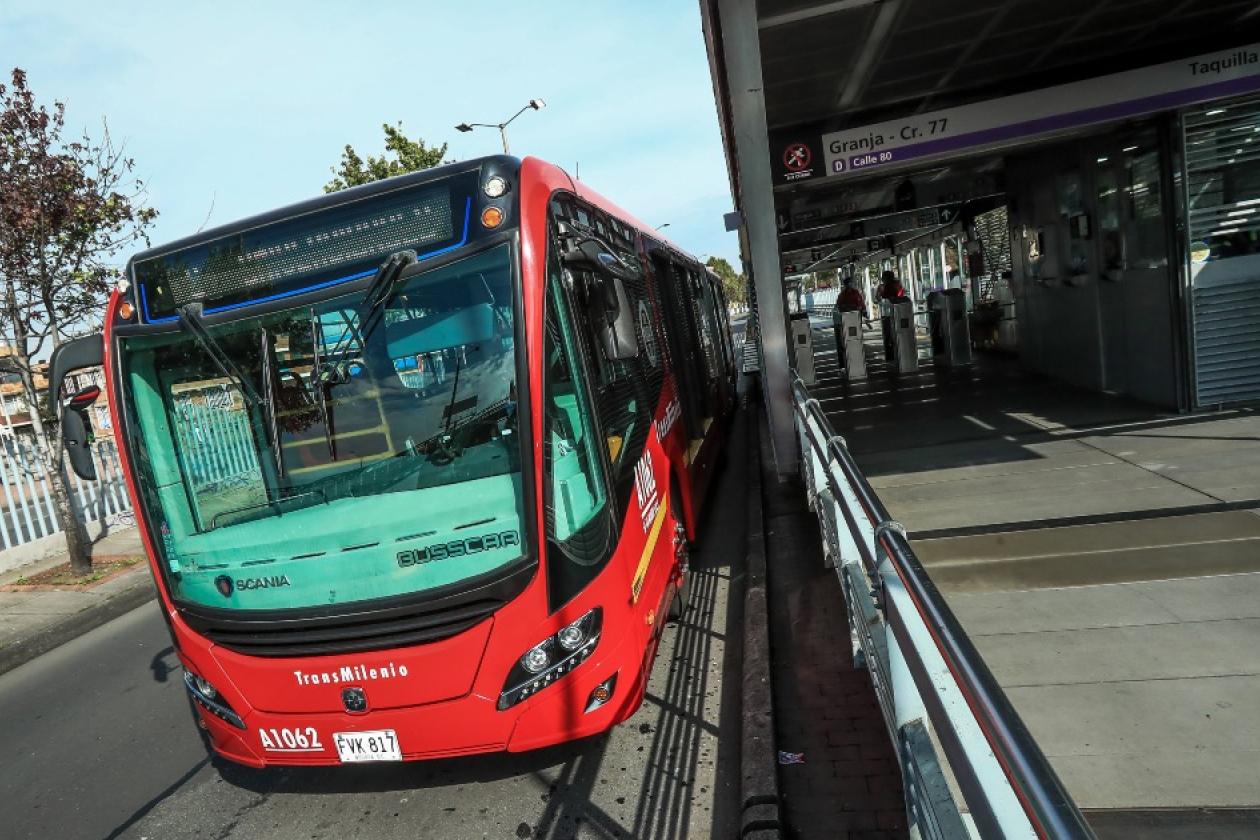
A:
718;0;797;475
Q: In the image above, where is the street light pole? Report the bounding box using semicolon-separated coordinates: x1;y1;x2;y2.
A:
456;99;546;154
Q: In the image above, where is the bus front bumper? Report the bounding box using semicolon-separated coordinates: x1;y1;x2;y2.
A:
192;632;644;767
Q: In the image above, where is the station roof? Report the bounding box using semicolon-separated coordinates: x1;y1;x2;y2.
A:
702;0;1260;272
757;0;1260;133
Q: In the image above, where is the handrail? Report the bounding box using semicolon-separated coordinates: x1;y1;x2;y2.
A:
789;374;1094;839
879;532;1092;839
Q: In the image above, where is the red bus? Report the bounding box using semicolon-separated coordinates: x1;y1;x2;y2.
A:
49;156;737;765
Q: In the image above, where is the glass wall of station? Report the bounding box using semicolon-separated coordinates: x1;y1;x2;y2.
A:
1183;94;1260;407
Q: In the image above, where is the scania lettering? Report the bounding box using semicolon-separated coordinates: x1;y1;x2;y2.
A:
50;155;736;766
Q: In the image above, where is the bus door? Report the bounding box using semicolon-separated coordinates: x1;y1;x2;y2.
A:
651;254;708;443
712;280;738;399
691;272;733;414
549;199;676;639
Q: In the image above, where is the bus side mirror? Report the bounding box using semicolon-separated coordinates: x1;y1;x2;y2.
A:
48;334;104;481
562;236;639;361
598;276;639;361
61;404;97;481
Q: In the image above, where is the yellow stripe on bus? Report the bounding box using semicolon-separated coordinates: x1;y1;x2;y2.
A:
631;492;669;604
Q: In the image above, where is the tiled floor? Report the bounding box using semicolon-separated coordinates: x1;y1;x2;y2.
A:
807;320;1260;829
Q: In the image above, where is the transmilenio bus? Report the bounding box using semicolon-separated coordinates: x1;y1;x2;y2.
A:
49;156;736;765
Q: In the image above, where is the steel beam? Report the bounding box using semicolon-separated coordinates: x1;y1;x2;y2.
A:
718;0;798;475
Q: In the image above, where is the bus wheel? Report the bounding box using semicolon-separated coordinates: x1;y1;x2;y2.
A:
668;507;690;623
668;566;690;622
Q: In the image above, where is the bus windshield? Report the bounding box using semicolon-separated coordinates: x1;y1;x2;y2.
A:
120;243;526;611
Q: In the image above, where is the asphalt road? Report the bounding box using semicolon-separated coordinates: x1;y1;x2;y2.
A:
0;402;751;840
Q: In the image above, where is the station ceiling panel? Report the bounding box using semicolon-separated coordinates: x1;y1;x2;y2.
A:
759;0;1260;133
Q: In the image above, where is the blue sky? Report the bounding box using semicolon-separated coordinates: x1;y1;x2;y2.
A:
0;1;740;265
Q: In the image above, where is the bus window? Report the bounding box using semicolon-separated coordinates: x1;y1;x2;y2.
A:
651;254;706;439
544;249;613;609
691;270;722;386
552;199;661;513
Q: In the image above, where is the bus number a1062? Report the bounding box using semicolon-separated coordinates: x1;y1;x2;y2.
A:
259;726;323;752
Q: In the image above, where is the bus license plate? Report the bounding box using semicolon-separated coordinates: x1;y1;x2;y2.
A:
333;729;401;762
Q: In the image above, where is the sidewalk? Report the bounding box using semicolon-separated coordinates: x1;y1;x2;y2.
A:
758;407;908;840
0;527;155;676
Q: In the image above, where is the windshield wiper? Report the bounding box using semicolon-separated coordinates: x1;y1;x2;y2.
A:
309;311;337;461
176;303;263;406
258;327;285;477
317;249;417;385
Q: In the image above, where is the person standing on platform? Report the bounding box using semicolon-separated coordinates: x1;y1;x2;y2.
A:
838;277;866;313
878;270;908;359
878;270;907;302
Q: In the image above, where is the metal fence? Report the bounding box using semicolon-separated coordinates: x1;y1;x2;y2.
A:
170;400;260;493
790;376;1095;840
0;397;264;557
0;435;132;551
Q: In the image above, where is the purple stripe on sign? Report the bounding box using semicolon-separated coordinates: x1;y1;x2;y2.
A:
851;74;1260;173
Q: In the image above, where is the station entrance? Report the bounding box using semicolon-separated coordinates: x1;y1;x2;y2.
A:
782;93;1260;416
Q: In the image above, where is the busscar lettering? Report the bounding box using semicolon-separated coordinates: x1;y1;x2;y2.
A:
396;530;521;567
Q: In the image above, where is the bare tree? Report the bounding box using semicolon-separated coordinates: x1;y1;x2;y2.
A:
0;68;156;575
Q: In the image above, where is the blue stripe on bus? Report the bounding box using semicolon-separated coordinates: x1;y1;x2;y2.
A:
141;196;474;324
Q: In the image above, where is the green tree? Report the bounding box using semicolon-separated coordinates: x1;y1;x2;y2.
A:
325;122;449;192
704;256;747;307
0;68;156;576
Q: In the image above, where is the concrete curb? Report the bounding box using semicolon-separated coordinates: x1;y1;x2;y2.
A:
740;386;784;839
0;572;156;677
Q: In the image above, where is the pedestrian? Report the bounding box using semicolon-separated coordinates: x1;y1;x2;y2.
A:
837;277;865;311
877;270;908;360
878;270;907;301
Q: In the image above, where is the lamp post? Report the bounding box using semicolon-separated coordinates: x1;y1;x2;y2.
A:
655;223;671;230
455;99;546;154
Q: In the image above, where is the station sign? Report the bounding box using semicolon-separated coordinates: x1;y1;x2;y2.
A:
773;43;1260;185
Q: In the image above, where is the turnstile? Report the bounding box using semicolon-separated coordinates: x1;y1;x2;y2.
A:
929;288;972;367
789;311;816;386
833;308;867;380
884;299;918;374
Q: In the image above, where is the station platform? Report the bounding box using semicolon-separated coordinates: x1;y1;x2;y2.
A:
806;318;1260;834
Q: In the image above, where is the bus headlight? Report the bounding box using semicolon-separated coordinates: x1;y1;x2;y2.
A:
483;175;510;198
499;607;603;710
522;641;553;674
184;670;246;729
193;674;218;699
558;612;597;651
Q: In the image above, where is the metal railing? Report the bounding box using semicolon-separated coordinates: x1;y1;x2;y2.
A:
789;376;1095;839
0;395;268;560
170;401;260;491
0;436;133;552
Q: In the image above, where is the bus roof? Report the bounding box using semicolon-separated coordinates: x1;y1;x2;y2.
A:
127;155;518;269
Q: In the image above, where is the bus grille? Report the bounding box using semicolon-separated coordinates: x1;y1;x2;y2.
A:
198;599;500;657
183;558;535;658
